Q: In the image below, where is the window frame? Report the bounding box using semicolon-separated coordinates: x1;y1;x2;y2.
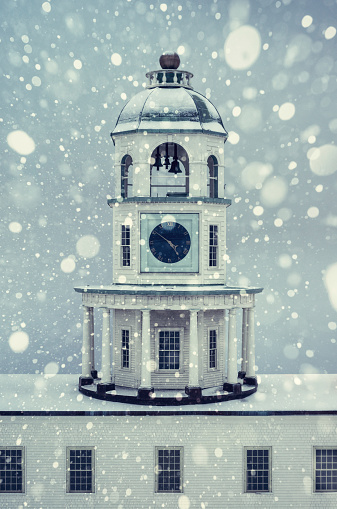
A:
314;447;337;493
208;327;219;370
0;447;25;494
121;224;131;268
155;328;184;372
121;327;131;369
155;446;183;494
244;447;272;493
66;447;95;494
208;224;219;268
207;155;219;199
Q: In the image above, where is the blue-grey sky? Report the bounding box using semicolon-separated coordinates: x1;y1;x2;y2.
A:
1;0;337;376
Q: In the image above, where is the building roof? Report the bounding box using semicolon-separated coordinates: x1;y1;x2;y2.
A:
74;284;263;296
112;81;228;137
1;374;336;415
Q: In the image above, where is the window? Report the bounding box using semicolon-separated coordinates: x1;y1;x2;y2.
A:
207;155;218;198
66;447;95;493
209;225;218;267
245;447;271;493
121;225;131;267
155;447;183;493
158;330;180;370
121;154;133;198
121;329;130;368
0;447;24;493
314;448;337;492
209;329;217;369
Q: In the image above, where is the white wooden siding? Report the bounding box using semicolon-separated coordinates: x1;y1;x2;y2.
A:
0;414;336;508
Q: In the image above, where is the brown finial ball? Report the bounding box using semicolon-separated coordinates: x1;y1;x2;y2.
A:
159;52;180;69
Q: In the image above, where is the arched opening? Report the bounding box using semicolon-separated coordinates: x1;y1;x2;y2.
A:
121;154;133;198
150;143;189;197
207;155;218;198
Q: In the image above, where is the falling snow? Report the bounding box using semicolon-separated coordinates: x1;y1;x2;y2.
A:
1;0;337;378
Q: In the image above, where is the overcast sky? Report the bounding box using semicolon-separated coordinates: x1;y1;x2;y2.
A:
1;0;337;377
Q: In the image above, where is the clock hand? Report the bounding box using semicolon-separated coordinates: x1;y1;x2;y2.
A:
155;231;179;255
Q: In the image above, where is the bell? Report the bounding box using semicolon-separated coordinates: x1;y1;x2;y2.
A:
168;158;182;174
168;143;182;174
154;148;163;171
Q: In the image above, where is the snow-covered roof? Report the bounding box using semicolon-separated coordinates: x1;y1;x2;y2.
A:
112;86;228;137
1;374;336;414
74;284;263;296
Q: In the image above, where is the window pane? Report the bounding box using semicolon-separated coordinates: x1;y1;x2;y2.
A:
122;329;130;368
209;329;217;368
67;448;94;493
0;448;24;493
156;448;182;493
246;449;270;492
209;225;218;267
315;448;337;492
159;331;180;369
121;225;131;266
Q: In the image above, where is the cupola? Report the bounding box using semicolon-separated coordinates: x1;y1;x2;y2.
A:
109;52;228;201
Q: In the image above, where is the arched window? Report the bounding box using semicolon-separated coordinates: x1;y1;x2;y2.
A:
207;155;218;198
150;143;189;198
121;155;133;198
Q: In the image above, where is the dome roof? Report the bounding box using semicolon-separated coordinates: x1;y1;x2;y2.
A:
112;54;227;138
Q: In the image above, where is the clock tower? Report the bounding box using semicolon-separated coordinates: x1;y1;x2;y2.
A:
75;52;263;403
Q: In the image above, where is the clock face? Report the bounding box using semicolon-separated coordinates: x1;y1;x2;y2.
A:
149;222;191;263
140;213;199;273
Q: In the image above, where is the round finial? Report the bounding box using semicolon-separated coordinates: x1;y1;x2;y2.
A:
159;51;180;70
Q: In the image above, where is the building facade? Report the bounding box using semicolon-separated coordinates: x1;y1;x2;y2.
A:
75;52;262;403
1;54;336;507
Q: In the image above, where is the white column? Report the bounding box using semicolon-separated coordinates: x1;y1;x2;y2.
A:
246;307;256;378
188;310;199;387
101;308;111;384
81;305;91;378
110;309;115;380
140;310;152;388
241;308;248;373
89;307;95;372
227;308;238;384
223;309;227;381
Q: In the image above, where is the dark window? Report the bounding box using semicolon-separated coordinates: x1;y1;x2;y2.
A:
209;225;218;267
156;448;183;493
245;448;271;492
121;225;131;267
67;448;94;493
121;154;133;198
159;330;180;370
207;155;218;198
315;448;337;492
209;329;217;369
122;329;130;368
0;448;24;493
